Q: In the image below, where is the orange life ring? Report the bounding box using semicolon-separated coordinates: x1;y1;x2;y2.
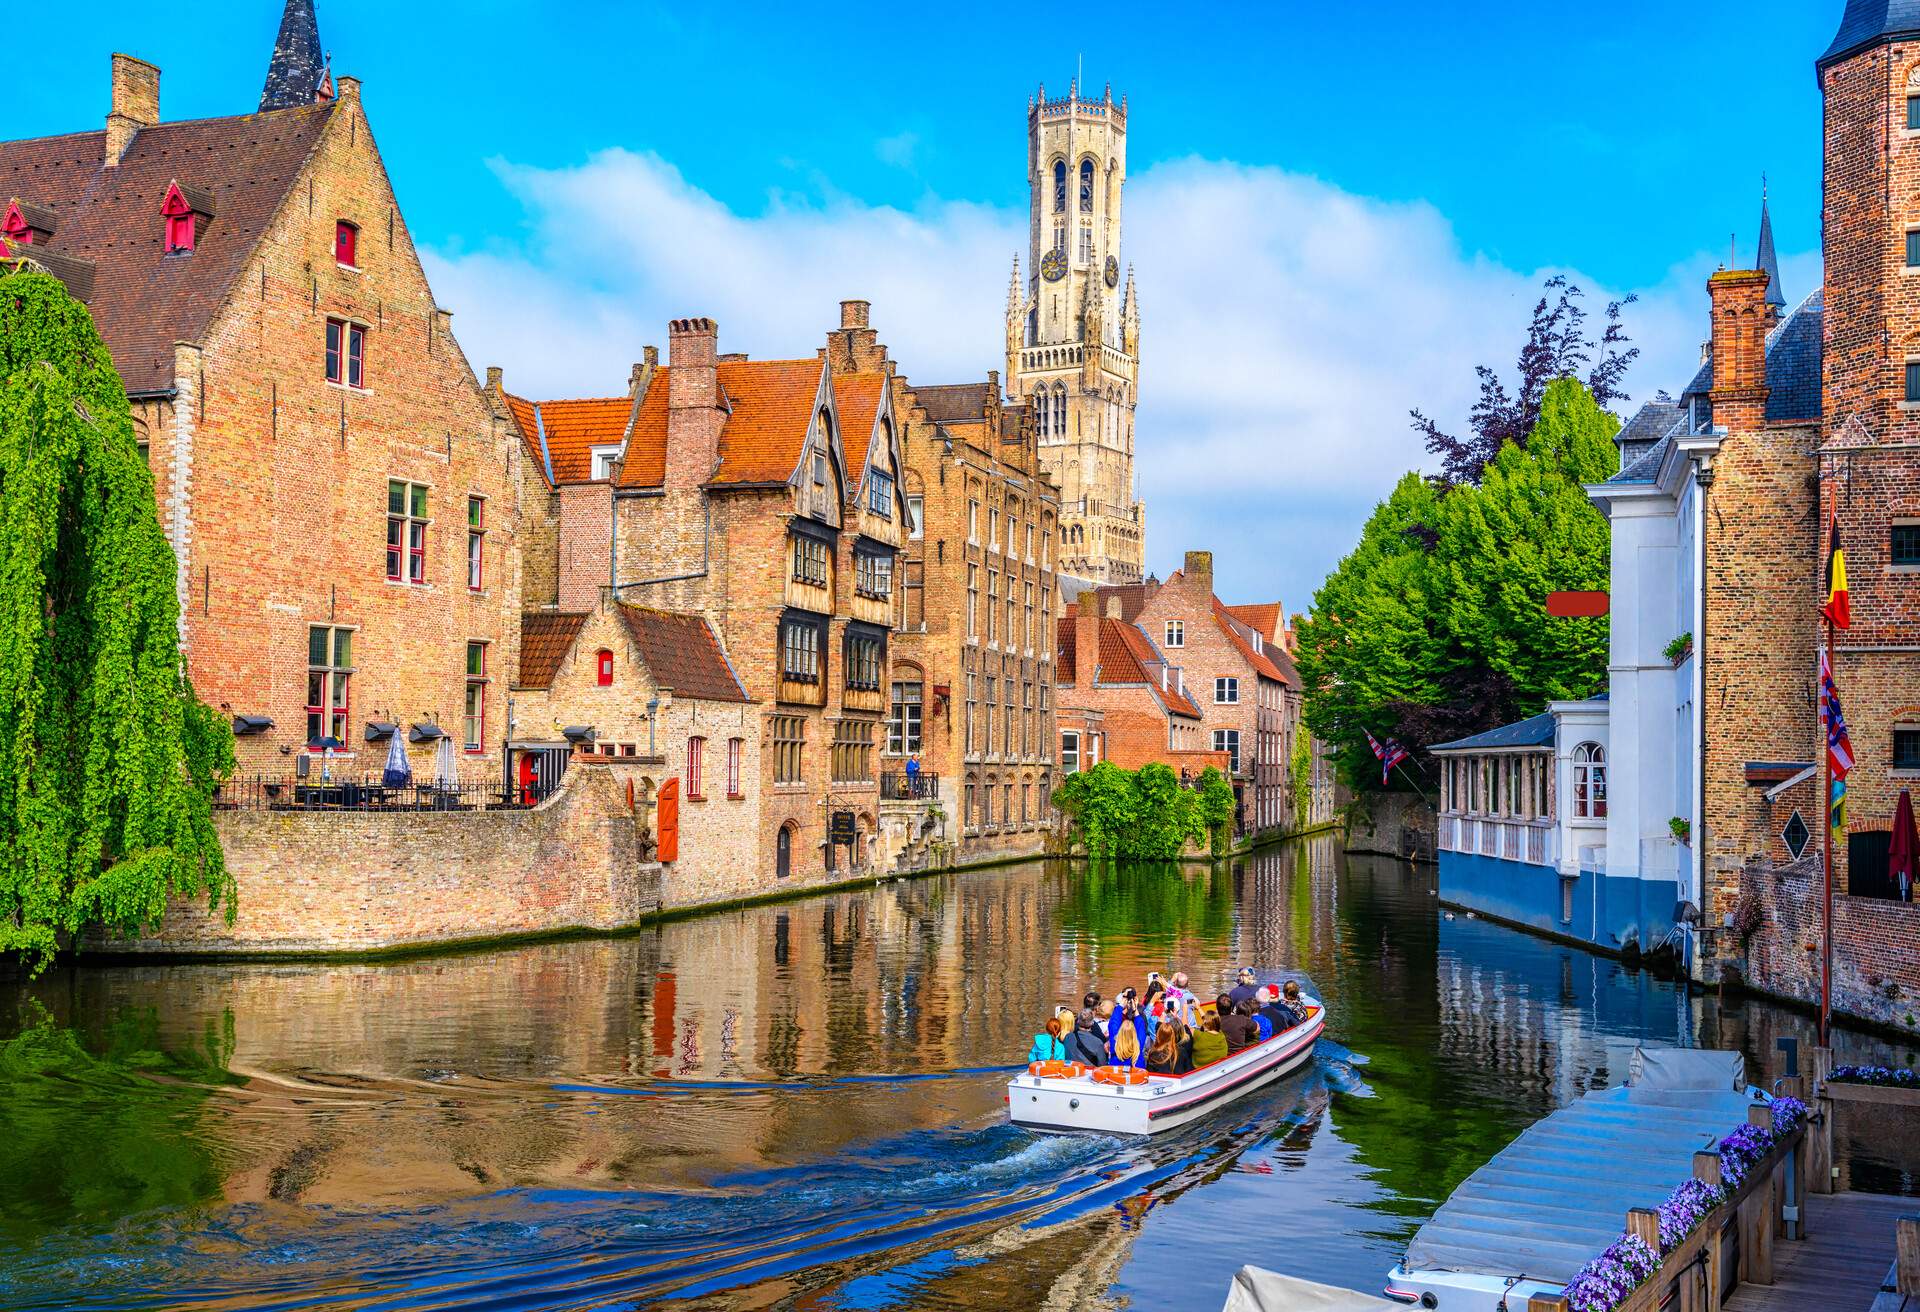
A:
1027;1060;1087;1079
1091;1065;1150;1086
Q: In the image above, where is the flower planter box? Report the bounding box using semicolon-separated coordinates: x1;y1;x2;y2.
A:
1824;1080;1920;1108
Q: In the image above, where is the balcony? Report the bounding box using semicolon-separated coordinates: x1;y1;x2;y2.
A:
881;770;940;801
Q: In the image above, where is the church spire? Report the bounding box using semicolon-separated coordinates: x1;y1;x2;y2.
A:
1756;178;1784;310
260;0;327;112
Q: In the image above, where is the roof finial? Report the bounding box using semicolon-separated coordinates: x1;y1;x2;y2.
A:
1755;178;1784;308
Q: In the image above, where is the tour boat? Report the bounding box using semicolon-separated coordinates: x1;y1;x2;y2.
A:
1007;997;1324;1135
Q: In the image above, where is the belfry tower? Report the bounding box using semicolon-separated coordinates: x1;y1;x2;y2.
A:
1006;80;1144;585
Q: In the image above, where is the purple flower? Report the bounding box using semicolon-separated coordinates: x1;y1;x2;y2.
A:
1830;1064;1918;1088
1562;1233;1660;1312
1655;1177;1728;1253
1770;1095;1809;1135
1717;1122;1777;1190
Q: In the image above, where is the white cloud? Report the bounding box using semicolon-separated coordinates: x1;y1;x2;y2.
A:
424;149;1811;610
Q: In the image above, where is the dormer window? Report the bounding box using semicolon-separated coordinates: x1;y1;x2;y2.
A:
335;220;358;268
161;185;196;255
590;446;620;480
1;202;35;247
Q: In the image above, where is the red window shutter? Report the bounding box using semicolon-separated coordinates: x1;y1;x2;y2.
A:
656;778;679;864
336;221;358;267
597;649;613;687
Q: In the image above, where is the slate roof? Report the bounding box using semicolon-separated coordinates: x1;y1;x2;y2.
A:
518;613;589;689
1615;399;1684;451
1819;0;1920;70
616;606;748;703
1612;290;1823;485
0;102;336;394
259;0;327;112
1429;712;1556;753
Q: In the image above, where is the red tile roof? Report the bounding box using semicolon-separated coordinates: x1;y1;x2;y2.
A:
1056;616;1076;683
1225;603;1283;643
616;605;748;702
518;612;589;689
1213;602;1291;686
832;373;885;486
1101;620;1202;718
504;393;650;487
613;358;829;489
0;104;336;394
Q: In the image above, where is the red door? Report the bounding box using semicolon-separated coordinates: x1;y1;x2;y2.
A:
656;778;679;864
517;753;537;804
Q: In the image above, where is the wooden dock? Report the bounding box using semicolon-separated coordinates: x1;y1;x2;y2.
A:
1724;1191;1915;1312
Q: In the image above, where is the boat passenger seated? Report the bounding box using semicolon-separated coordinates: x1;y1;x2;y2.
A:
1108;989;1148;1065
1190;1014;1228;1068
1027;1016;1069;1064
1143;1019;1182;1075
1281;980;1309;1023
1250;989;1276;1042
1226;967;1261;1010
1257;985;1296;1037
1218;994;1258;1054
1072;993;1107;1065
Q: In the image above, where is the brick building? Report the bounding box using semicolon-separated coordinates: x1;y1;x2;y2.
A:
0;3;523;786
1566;0;1920;1024
881;376;1061;866
499;302;910;886
510;600;762;907
1055;592;1217;779
1066;555;1305;838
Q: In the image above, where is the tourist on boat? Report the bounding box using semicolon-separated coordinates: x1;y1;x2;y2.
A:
1162;972;1199;1024
1249;990;1276;1042
1143;1018;1183;1074
1027;1016;1069;1064
1190;1013;1228;1068
1109;992;1148;1068
1280;980;1307;1023
1257;986;1298;1036
1218;994;1258;1053
1226;967;1261;1009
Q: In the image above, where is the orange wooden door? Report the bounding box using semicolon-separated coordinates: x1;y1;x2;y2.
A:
656;778;680;864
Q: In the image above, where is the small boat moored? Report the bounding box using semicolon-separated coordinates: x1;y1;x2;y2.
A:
1007;997;1324;1135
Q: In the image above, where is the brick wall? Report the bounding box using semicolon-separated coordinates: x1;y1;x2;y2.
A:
96;758;652;954
1741;856;1920;1032
176;82;521;783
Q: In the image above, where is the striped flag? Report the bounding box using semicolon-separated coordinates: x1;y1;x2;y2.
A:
1819;649;1854;780
1822;518;1850;630
1382;738;1411;785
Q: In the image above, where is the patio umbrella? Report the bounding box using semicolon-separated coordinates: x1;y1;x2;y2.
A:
381;730;412;790
307;736;344;781
1891;788;1918;903
434;733;458;789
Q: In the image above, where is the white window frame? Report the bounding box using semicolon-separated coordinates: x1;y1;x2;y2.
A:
1215;676;1239;704
1165;620;1184;648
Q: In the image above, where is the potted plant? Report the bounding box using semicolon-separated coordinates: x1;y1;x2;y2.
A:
1663;632;1693;667
1669;816;1691;844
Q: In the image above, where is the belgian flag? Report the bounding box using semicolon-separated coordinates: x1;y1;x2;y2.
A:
1822;519;1850;630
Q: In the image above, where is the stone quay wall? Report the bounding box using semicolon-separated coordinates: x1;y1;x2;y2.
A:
1343;790;1436;863
91;758;660;956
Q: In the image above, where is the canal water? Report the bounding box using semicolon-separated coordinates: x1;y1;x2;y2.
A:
1;837;1913;1311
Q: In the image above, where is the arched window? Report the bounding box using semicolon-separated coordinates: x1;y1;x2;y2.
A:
1572;742;1607;819
596;649;613;687
1080;159;1095;212
1034;385;1049;437
1053;160;1067;214
1052;382;1067;437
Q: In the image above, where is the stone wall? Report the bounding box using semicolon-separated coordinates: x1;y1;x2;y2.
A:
1739;857;1920;1034
1344;790;1436;863
91;758;657;955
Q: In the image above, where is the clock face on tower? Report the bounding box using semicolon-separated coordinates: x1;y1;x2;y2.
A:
1040;248;1066;282
1104;255;1119;288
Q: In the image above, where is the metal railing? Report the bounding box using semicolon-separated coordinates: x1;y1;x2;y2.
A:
880;771;940;801
214;773;562;814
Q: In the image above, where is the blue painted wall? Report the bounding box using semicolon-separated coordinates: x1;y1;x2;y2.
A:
1438;851;1678;955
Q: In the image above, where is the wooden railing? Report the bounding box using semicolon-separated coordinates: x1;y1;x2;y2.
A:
1528;1098;1807;1312
1438;814;1557;867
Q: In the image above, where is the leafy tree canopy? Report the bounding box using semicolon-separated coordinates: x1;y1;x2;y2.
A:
1053;761;1213;861
0;268;234;970
1297;377;1618;793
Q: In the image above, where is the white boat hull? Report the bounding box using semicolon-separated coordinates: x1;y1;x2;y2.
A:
1007;1004;1324;1136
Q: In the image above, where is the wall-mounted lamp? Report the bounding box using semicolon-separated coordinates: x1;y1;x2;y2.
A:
408;722;448;743
364;721;399;742
232;715;274;736
562;725;597;746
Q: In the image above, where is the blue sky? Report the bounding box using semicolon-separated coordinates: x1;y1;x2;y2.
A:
12;1;1844;609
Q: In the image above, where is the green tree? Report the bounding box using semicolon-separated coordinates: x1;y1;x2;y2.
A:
1297;378;1617;792
1289;722;1314;829
0;269;234;970
1196;766;1235;856
1052;761;1209;860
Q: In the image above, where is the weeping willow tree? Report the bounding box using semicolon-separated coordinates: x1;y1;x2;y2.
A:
0;266;233;970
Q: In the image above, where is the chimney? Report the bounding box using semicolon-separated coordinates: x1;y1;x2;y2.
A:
665;318;723;491
105;54;159;167
832;300;883;372
337;75;361;102
1182;550;1213;592
1707;270;1771;432
840;299;870;329
1075;598;1101;686
485;366;503;395
1104;592;1122;619
987;369;1000;397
